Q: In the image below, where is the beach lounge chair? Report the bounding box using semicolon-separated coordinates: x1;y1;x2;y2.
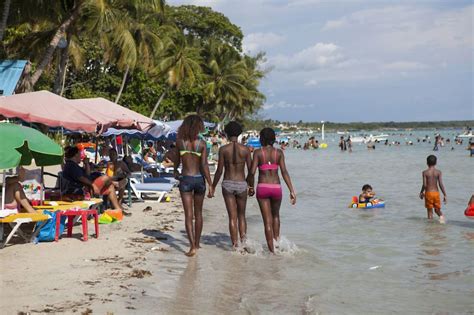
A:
0;213;50;248
130;172;178;186
128;178;173;202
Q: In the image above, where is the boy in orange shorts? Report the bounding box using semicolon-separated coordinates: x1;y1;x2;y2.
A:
419;155;447;223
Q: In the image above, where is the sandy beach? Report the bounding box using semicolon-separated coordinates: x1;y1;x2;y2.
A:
0;187;188;314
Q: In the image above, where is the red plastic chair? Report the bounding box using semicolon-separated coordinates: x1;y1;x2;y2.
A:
55;209;99;241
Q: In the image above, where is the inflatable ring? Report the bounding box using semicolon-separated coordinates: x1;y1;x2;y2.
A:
349;201;385;209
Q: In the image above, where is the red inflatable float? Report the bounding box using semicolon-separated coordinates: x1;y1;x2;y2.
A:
465;205;474;217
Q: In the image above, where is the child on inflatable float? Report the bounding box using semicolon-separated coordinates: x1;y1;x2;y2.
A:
349;184;385;208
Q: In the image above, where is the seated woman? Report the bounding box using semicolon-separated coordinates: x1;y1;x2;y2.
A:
3;174;36;214
161;144;177;168
123;155;160;178
62;146;122;211
108;148;131;206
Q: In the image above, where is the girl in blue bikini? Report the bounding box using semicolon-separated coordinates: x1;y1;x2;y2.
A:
174;115;214;257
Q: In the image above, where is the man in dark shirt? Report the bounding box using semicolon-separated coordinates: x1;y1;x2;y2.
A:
63;146;122;211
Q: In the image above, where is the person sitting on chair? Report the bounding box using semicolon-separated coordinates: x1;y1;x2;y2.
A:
62;146;122;211
3;168;36;214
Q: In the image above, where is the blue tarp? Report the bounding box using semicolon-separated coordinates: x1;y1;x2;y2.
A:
0;60;27;96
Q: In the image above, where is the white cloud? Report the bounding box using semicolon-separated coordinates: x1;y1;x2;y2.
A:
382;61;429;71
304;79;318;86
322;17;349;31
321;5;473;53
270;42;345;72
243;32;285;53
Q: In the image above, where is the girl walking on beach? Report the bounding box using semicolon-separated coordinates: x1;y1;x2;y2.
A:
210;122;252;250
249;128;296;253
174;115;214;257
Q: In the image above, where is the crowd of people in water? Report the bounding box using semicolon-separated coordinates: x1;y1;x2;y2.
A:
4;115;473;256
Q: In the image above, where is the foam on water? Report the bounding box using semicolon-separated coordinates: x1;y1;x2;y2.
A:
274;236;301;255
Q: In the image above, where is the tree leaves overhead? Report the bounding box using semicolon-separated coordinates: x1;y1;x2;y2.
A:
3;1;265;121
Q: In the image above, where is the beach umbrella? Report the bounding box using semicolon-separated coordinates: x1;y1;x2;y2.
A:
0;123;63;209
0;123;63;170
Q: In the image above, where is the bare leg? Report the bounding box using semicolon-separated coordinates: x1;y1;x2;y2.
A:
13;185;36;214
235;191;248;242
106;186;122;210
434;208;445;223
427;208;433;219
181;191;196;256
257;197;275;253
270;198;282;241
193;192;205;249
222;189;238;248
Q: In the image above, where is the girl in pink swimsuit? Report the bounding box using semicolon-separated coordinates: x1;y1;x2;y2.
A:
249;128;296;253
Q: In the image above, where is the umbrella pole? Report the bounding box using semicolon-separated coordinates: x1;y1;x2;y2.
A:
41;167;44;205
1;171;5;210
94;137;99;164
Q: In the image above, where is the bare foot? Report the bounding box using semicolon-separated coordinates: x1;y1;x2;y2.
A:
185;248;197;257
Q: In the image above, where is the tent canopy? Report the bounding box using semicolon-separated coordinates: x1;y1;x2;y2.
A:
0;90;156;133
69;98;155;132
0;90;100;132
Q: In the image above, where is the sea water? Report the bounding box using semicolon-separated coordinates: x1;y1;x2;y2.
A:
142;130;473;314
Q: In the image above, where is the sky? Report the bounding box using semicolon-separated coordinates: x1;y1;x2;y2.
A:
168;0;473;122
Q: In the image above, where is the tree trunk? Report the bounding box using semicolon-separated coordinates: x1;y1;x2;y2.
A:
115;64;129;104
0;0;11;42
149;90;167;119
53;40;70;94
60;60;69;96
29;1;82;89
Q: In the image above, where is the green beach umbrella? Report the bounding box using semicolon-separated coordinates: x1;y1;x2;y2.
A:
0;123;63;170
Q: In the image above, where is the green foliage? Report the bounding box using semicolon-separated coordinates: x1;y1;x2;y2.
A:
165;5;243;51
2;1;264;122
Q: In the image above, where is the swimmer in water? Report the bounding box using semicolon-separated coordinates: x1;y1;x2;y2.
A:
419;155;447;223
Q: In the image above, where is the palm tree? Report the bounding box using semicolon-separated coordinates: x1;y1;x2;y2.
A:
202;41;248;119
0;0;11;42
149;29;202;118
101;0;165;103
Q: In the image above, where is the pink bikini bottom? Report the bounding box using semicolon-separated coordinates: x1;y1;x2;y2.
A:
256;183;282;200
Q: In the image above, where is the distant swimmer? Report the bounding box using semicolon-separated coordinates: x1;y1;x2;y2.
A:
419;155;447;223
210;122;252;250
248;127;296;254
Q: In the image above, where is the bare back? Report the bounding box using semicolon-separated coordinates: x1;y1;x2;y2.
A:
176;139;207;176
423;167;442;192
220;142;251;181
255;147;282;185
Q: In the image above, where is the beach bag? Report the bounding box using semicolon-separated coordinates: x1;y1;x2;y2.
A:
36;210;66;242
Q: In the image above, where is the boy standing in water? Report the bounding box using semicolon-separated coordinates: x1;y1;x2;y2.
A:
419;155;447;223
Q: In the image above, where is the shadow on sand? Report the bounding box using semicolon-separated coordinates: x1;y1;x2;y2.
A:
139;228;187;253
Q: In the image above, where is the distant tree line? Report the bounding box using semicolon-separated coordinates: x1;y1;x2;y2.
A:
243;119;473;132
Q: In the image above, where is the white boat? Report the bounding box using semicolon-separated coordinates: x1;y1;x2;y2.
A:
456;131;474;139
349;134;389;143
337;131;349;135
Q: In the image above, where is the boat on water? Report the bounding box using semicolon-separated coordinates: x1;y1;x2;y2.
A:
456;131;474;139
350;134;389;143
337;131;349;135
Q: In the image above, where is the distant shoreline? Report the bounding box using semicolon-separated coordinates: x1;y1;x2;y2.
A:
245;119;473;131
